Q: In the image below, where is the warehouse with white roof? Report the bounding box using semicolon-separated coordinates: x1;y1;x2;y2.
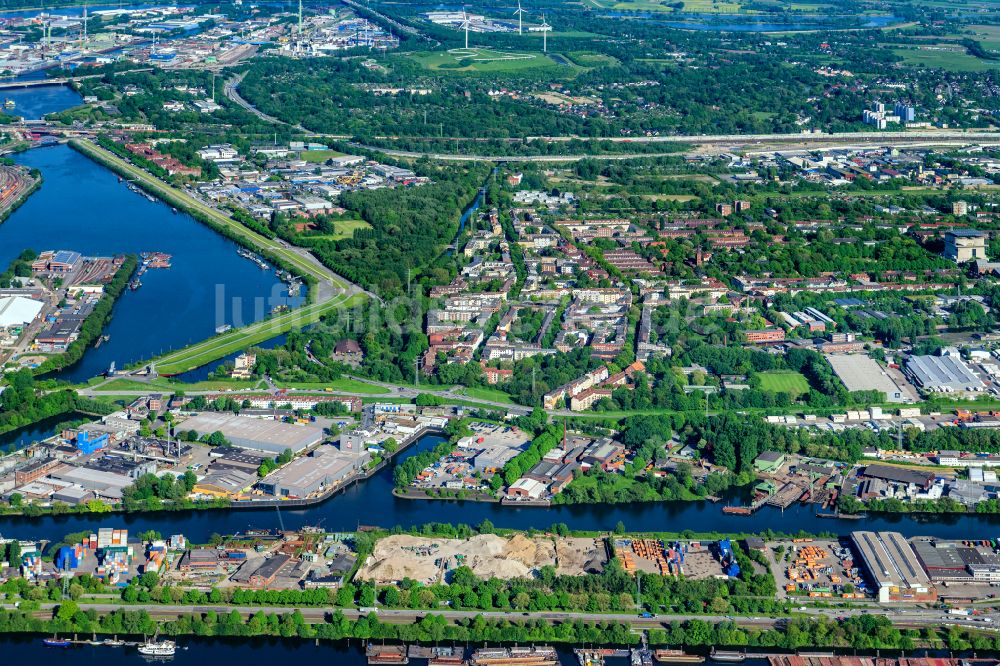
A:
0;295;44;328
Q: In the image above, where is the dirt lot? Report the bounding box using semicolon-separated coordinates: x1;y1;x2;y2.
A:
356;534;607;584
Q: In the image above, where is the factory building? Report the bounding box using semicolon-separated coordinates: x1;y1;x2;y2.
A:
0;295;44;329
905;353;984;393
257;446;367;499
180;413;324;455
49;466;132;500
851;531;933;602
912;538;1000;584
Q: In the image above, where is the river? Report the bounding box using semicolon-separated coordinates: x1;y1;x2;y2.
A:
1;144;304;382
4;432;1000;542
0;411;89;453
0;636;614;665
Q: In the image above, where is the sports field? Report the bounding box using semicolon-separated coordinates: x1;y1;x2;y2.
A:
758;371;810;396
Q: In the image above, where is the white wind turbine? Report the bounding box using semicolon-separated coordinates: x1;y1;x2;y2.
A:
459;8;472;49
539;14;551;52
513;0;526;35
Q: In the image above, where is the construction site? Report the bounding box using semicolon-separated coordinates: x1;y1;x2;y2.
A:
355;534;607;585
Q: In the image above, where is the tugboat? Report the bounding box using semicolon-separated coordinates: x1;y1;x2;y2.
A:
138;640;177;656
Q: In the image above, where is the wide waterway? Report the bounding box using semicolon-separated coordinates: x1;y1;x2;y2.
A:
5;433;1000;542
0;637;620;666
0;143;303;383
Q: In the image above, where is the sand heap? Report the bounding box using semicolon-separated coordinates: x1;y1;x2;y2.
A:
358;534;570;584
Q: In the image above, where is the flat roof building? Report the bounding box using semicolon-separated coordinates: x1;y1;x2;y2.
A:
860;464;934;489
257;446;366;499
944;229;987;263
0;296;44;328
905;354;984;393
49;466;131;500
180;413;324;455
913;538;1000;584
851;531;933;602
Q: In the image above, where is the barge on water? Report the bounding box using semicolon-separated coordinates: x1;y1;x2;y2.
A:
471;646;558;666
655;650;704;663
367;644;408;665
710;649;746;663
407;646;465;665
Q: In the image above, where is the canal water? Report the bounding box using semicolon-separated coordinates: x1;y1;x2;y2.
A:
1;83;84;120
0;637;604;665
5;432;1000;542
0;411;89;454
0;143;303;383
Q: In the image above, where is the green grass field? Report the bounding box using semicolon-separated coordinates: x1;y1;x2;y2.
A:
460;386;515;404
411;49;561;73
154;293;366;375
300;149;346;163
565;51;620;67
273;378;389;394
894;47;1000;72
968;25;1000;50
305;219;372;241
758;371;810;396
95;378;261;392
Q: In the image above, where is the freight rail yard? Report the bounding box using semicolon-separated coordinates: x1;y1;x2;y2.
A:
0;164;37;217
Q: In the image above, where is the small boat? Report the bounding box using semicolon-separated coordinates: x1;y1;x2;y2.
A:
102;638;126;647
94;334;110;348
43;638;72;647
215;324;232;334
576;650;605;666
172;207;178;213
4;98;15;110
632;646;654;666
138;640;176;656
129;279;142;291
